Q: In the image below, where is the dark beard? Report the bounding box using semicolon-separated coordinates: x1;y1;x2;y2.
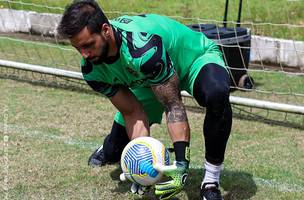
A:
91;41;109;64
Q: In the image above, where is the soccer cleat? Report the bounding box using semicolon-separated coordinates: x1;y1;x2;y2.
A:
200;182;223;200
88;145;110;167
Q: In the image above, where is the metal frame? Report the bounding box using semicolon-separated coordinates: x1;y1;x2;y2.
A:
1;59;303;115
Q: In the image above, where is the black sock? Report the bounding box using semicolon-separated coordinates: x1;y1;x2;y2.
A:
173;141;190;162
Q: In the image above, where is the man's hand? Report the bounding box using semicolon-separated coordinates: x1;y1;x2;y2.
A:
120;173;150;195
130;183;150;195
154;161;189;200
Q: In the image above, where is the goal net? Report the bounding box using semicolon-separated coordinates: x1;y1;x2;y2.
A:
0;0;303;125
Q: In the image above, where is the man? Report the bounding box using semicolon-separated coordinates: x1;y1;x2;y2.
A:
58;1;232;199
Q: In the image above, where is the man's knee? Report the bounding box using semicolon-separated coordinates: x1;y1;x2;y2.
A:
193;64;230;110
205;82;230;116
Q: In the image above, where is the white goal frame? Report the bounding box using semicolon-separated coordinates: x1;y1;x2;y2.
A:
1;59;303;115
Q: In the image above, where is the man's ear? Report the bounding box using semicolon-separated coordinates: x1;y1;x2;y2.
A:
101;23;110;38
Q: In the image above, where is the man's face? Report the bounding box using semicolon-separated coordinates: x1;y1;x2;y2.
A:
70;26;109;63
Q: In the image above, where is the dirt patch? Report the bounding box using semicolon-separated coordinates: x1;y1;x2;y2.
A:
249;62;303;73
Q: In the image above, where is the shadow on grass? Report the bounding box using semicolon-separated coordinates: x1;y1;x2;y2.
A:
232;109;304;130
183;169;257;200
109;166;256;200
3;73;303;130
220;170;257;200
109;165;160;200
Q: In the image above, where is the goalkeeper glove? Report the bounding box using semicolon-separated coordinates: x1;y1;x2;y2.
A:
154;160;189;200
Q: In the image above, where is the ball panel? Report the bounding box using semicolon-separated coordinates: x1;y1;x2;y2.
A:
123;143;156;176
120;136;170;186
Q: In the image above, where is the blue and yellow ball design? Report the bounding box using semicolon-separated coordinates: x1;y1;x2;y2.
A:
121;137;170;186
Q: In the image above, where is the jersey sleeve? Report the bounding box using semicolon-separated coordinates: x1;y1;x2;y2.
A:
126;32;175;85
81;58;119;98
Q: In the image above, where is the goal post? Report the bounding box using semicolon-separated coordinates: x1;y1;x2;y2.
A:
0;0;303;117
2;58;304;116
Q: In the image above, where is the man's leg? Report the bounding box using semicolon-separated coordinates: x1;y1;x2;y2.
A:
88;121;130;166
192;63;232;200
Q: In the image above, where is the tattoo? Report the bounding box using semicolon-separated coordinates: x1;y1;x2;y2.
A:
152;72;188;123
166;105;188;123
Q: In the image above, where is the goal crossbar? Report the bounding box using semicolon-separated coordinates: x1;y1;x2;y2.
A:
1;59;304;115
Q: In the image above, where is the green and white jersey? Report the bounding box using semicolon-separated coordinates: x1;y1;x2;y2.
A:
81;14;224;97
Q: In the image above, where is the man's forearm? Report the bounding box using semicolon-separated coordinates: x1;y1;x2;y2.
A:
123;111;150;140
152;72;190;143
110;87;150;140
165;105;190;142
167;121;190;142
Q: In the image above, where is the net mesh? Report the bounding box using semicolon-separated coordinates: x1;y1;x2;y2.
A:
0;0;303;125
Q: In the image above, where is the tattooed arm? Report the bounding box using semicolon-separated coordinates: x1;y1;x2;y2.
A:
152;71;190;142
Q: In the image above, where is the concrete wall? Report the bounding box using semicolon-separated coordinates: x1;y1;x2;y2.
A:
251;35;304;69
0;9;303;69
0;9;61;36
0;9;31;32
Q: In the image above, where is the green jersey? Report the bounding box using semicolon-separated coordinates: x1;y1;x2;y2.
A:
81;14;224;97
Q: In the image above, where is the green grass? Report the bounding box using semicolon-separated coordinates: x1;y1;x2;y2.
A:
0;36;80;70
0;34;303;199
232;70;304;106
1;0;304;40
0;74;303;200
0;1;304;199
1;35;303;106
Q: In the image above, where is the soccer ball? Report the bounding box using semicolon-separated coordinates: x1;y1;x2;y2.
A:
120;136;170;186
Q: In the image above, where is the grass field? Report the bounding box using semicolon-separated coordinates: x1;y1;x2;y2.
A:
1;0;304;40
0;43;303;199
1;34;304;107
0;72;304;200
0;0;304;199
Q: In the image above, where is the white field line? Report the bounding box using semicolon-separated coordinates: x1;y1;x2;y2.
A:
253;177;304;193
0;122;99;150
1;122;304;193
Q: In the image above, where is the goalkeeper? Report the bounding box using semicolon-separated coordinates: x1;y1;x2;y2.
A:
58;1;232;200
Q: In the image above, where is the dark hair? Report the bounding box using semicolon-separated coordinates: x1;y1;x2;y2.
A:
57;0;109;38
